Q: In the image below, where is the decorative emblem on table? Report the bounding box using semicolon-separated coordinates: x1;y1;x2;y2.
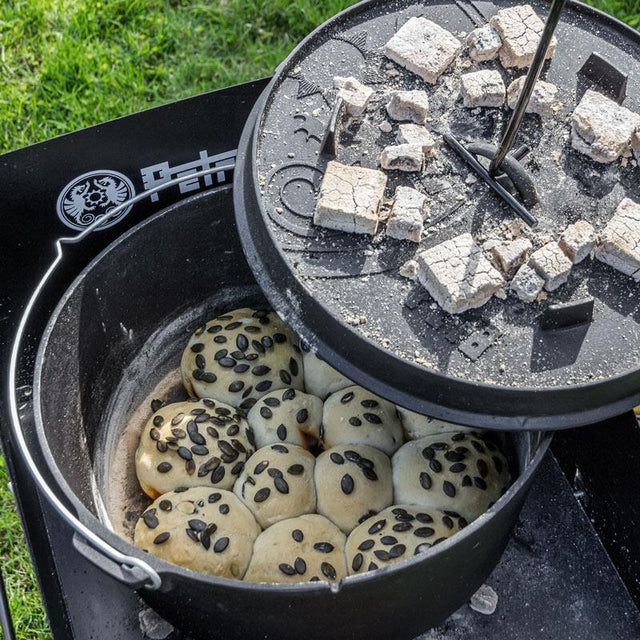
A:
56;169;135;231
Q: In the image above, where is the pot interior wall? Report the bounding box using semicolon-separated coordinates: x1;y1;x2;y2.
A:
35;184;538;539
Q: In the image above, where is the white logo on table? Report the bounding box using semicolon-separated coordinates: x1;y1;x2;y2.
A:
140;149;236;202
56;170;135;231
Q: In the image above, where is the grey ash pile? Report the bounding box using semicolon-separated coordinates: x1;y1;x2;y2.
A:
129;307;511;585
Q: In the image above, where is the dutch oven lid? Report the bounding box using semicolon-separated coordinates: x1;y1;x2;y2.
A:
234;0;640;431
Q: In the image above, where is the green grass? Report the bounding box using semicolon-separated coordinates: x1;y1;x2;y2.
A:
0;1;637;638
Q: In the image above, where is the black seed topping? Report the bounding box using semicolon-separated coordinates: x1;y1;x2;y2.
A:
287;464;304;475
231;438;246;453
282;389;296;401
234;364;250;374
358;539;375;551
274;477;290;494
368;520;386;535
153;532;170;545
227;424;240;437
268;468;283;478
252;340;265;354
228;381;244;393
289;358;299;377
352;553;363;572
393;522;413;532
149;427;161;441
419;472;432;490
477;459;488;478
231;462;244;476
349;417;362;427
215;407;231;416
208;492;221;503
341;392;354;404
219;357;236;368
462;475;472;487
202;373;217;383
276;424;287;441
236;334;249;351
341;474;354;495
295;409;308;424
244;325;261;334
174;487;188;493
252;365;271;376
219;504;230;515
273;333;287;343
330;453;344;465
192;369;204;381
321;562;336;580
429;460;442;473
279;563;296;576
344;450;360;462
389;544;406;559
445;451;465;462
188;519;207;532
271;445;289;453
431;442;448;451
380;536;397;546
255;461;269;474
255;381;272;392
362;468;378;482
474;477;487;490
159;500;172;512
206;426;220;439
157;462;172;473
254;488;271;502
214;537;229;553
200;529;211;551
363;413;382;425
262;336;273;349
368;562;378;571
292;529;304;542
374;549;391;562
195;354;206;370
314;542;334;553
177;446;193;461
207;324;222;333
443;481;456;497
191;444;209;456
414;527;435;538
471;440;485;454
416;512;433;524
150;399;163;412
225;321;241;330
218;440;236;456
260;407;273;419
358;458;374;469
191;343;205;353
186;528;199;543
294;557;306;575
211;466;226;483
264;397;281;407
153;416;164;428
185;459;196;475
142;509;159;529
171;413;185;425
394;512;415;522
449;462;466;473
172;428;186;439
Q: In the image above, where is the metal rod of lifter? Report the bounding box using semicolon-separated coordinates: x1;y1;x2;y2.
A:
489;0;568;175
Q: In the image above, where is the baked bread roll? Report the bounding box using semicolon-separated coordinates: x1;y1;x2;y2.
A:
135;398;255;498
244;514;347;584
396;406;478;440
322;385;403;456
315;444;393;534
392;432;510;522
234;444;317;529
247;388;323;450
346;504;466;574
300;341;352;400
134;487;260;579
181;308;304;412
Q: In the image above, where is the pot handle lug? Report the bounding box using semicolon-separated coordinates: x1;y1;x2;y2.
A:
7;166;234;596
72;533;155;590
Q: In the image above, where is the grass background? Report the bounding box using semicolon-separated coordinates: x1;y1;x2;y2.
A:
0;1;638;638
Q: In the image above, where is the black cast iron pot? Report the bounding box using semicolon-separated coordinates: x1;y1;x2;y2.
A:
14;185;550;640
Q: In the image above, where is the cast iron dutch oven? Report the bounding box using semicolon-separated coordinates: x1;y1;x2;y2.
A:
11;186;549;640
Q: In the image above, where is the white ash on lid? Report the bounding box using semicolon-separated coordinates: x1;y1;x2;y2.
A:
416;233;504;314
380;144;424;172
529;241;573;291
470;583;499;615
489;4;557;69
392;432;511;522
465;25;502;62
559;220;596;264
490;237;533;275
386;90;429;124
299;342;352;400
322;385;404;456
334;76;374;117
459;70;506;108
506;76;560;116
397;124;436;155
396;406;479;441
233;444;316;529
314;160;387;235
386;186;428;243
247;388;323;450
571;90;640;163
181;308;303;412
134;487;260;579
384;17;462;84
135;398;255;499
315;444;393;534
510;263;545;303
399;258;419;279
345;504;466;575
244;514;347;584
596;197;640;281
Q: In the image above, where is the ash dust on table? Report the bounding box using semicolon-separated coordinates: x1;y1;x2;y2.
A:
257;0;640;389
